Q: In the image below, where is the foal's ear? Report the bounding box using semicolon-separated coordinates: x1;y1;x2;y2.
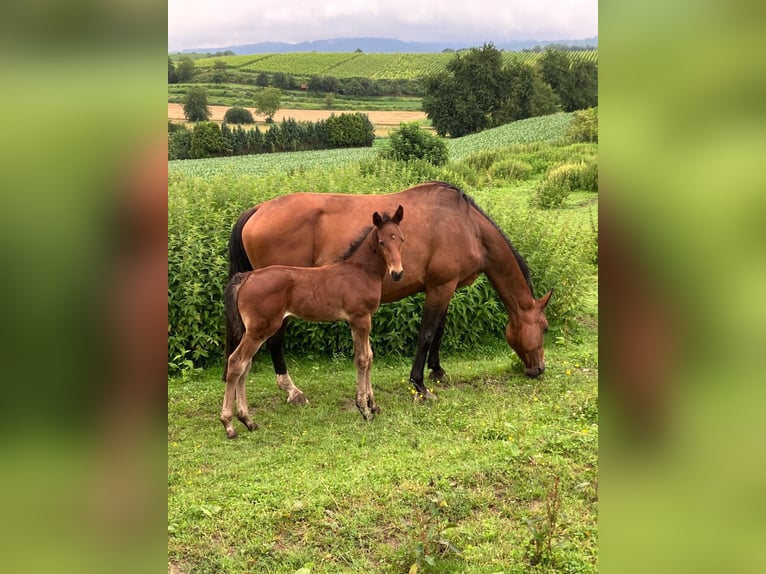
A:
392;204;404;224
538;290;553;309
372;212;383;227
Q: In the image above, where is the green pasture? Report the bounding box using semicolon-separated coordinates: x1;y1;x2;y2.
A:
168;83;424;111
168;113;598;572
190;50;598;80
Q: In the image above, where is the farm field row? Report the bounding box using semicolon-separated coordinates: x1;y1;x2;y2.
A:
167;103;426;126
191;50;598;79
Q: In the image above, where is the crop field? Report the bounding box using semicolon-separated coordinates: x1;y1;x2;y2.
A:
192;50;597;80
168;108;598;572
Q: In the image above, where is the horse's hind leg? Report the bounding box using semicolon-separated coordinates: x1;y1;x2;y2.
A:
269;320;308;405
222;333;262;438
427;310;449;382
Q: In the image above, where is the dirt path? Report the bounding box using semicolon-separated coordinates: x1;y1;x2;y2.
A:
168;104;426;126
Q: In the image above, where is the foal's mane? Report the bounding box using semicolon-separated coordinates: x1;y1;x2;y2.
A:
339;211;397;261
429;181;534;294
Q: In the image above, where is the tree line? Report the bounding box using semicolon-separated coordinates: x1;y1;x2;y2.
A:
423;44;597;137
168;113;376;160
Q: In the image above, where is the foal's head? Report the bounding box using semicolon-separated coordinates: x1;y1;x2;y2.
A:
372;205;405;282
505;291;552;377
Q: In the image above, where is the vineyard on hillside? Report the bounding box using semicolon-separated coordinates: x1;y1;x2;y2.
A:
192;50;597;80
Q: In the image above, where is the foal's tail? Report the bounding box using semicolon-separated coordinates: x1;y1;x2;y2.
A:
223;206;258;381
222;273;248;381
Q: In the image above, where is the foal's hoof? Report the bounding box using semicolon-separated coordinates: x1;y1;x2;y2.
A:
226;428;238;439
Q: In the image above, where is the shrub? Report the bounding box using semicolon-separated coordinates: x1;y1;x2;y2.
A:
385;122;448;166
189;121;225;159
183;86;211;122
168;127;191;160
531;158;598;208
489;158;533;182
223;106;254;124
326;113;375;148
567;107;598;143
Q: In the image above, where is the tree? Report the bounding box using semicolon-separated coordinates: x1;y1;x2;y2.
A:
189;121;224;158
386;122;448;165
168;57;177;84
422;44;507;137
256;72;270;87
212;60;228;84
493;62;560;124
175;57;195;83
224;106;255;124
254;87;282;122
183;86;211;122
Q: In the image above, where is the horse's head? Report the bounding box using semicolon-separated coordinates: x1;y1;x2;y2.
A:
372;205;405;282
505;291;552;377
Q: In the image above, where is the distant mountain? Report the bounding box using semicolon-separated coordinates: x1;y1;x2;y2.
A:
180;36;598;55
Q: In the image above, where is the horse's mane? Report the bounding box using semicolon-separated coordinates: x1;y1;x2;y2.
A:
339;225;374;261
428;181;534;294
339;211;397;261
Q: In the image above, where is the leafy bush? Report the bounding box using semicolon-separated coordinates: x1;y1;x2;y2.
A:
168;127;191;160
488;158;533;182
168;158;595;370
223;106;254;124
183;86;211;122
531;158;598;208
385;122;448;165
567;107;598;143
189;121;224;159
326;113;375;148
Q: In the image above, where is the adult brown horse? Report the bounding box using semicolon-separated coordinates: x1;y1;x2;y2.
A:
226;181;551;401
222;207;405;438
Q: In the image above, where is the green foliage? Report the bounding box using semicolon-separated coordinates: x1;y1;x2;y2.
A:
385;122;448;165
183;86;211;122
223;106;254;124
168;57;177;84
537;48;598;112
325;112;375;148
175;56;195;83
567;107;598;143
254;86;282;120
423;44;571;137
168;126;191;160
189;121;224;159
532;158;599;209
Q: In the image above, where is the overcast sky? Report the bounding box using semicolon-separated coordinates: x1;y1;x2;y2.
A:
168;0;598;52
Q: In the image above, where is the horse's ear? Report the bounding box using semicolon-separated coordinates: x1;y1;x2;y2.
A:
393;205;404;224
539;290;553;309
372;212;383;227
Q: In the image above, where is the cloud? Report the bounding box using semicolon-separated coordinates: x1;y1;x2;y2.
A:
168;0;597;51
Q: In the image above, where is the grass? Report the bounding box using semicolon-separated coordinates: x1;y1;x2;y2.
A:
169;83;424;111
168;323;597;573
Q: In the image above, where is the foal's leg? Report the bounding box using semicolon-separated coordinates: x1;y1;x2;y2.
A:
221;333;262;439
269;319;308;405
350;315;378;420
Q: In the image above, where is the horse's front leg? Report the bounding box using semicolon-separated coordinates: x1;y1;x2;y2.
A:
426;309;449;382
409;284;455;401
350;315;378;420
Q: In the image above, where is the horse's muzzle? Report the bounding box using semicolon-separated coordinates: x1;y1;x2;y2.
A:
525;365;545;378
391;270;404;282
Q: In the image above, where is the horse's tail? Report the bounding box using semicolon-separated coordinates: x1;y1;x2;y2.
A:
228;206;258;278
223;206;258;381
222;272;248;381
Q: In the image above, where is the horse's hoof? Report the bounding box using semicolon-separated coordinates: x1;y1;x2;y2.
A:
414;389;439;403
226;429;238;439
244;420;258;432
288;392;309;405
371;404;382;415
429;368;448;382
